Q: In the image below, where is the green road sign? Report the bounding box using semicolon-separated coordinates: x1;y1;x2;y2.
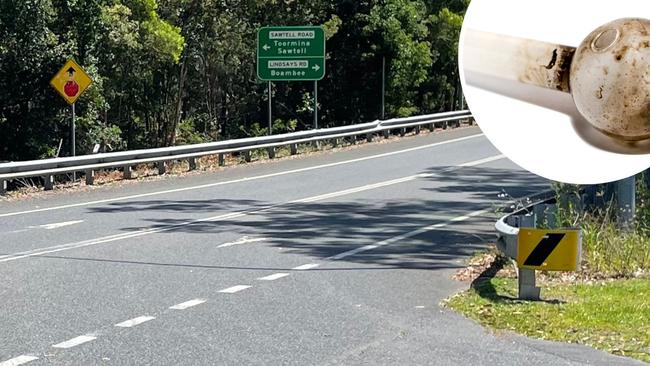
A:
257;26;326;81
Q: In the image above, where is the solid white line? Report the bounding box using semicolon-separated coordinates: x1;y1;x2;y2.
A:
292;263;320;271
0;134;485;218
218;285;251;294
217;237;267;248
258;273;290;281
115;315;156;328
327;209;489;260
169;299;206;310
0;355;39;366
52;335;97;349
33;220;84;230
0;154;505;264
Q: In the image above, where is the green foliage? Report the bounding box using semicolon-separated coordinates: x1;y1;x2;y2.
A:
551;174;650;277
445;276;650;363
0;0;467;161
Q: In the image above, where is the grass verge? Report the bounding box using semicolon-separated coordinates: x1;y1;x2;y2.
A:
444;266;650;363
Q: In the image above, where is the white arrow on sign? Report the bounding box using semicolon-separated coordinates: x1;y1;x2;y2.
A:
263;44;270;51
312;64;320;71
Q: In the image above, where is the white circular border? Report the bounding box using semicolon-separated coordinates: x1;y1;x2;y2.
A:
459;0;650;184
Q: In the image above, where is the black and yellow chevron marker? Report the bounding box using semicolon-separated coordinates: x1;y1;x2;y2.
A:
516;228;581;271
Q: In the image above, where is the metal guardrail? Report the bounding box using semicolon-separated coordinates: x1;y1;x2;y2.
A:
0;110;472;195
494;190;573;300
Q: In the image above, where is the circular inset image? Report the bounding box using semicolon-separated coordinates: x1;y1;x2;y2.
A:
459;0;650;184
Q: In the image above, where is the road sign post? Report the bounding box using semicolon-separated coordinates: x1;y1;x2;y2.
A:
257;26;326;132
50;59;92;181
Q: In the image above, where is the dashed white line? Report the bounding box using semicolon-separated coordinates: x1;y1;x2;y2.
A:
52;334;97;349
0;134;485;218
292;263;320;271
32;220;84;230
258;273;290;281
0;154;505;264
0;355;39;366
217;237;267;248
115;316;156;328
169;299;207;310
218;285;251;294
327;209;489;261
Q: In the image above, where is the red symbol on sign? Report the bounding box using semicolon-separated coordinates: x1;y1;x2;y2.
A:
64;67;79;97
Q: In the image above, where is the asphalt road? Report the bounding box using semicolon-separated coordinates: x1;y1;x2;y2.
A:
0;127;645;366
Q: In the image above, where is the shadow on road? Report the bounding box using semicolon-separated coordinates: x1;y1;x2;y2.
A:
60;166;550;272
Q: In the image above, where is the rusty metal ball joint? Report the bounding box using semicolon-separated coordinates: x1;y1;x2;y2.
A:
570;18;650;142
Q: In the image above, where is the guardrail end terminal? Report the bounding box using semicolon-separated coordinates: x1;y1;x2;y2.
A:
43;175;54;191
85;169;95;186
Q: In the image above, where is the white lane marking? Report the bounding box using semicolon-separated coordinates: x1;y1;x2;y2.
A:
0;155;505;264
30;220;84;230
115;316;156;328
218;285;251;294
415;306;426;309
169;299;207;310
292;263;320;271
328;209;489;260
258;273;290;281
458;154;505;167
0;355;39;366
217;236;267;248
0;134;485;218
52;334;97;349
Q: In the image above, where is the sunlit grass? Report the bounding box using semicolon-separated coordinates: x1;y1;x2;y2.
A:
445;276;650;362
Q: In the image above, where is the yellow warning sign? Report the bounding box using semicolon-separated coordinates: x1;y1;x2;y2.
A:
517;228;581;271
50;59;93;105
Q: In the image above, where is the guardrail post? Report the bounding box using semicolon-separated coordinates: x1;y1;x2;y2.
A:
518;214;541;301
218;154;226;167
123;165;133;179
43;175;54;191
267;147;276;159
366;133;373;143
400;128;406;137
290;144;298;155
244;151;252;162
414;125;421;135
429;123;435;131
85;169;95;186
382;130;390;139
157;161;167;175
443;121;448;130
188;158;197;171
0;179;7;196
